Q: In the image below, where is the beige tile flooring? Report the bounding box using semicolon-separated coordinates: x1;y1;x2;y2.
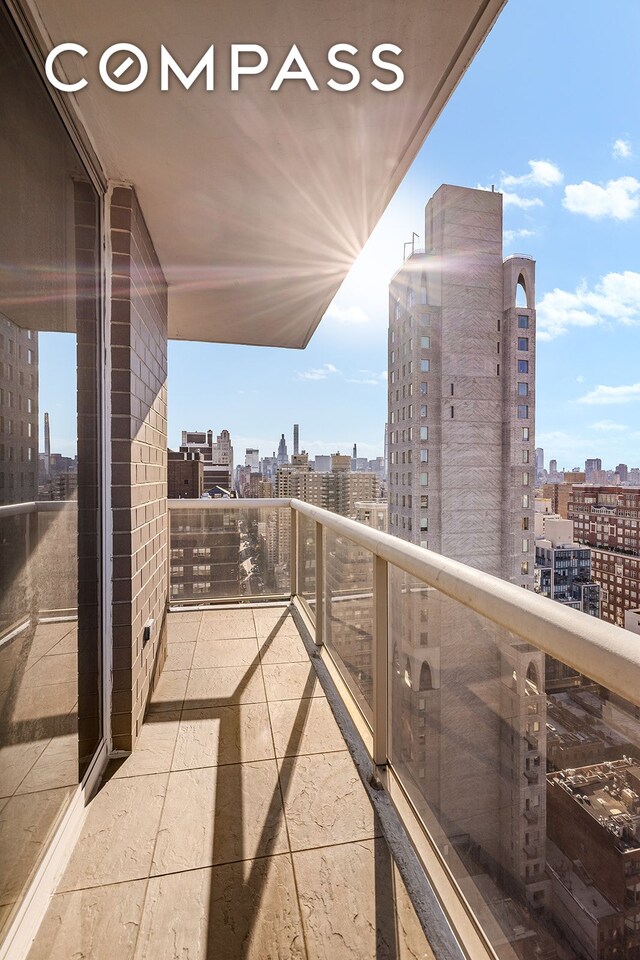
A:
27;607;434;960
0;621;79;937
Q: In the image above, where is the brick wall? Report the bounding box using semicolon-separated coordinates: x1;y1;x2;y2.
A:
110;186;168;751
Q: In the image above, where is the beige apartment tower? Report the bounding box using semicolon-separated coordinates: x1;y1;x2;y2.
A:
387;185;546;911
388;184;536;585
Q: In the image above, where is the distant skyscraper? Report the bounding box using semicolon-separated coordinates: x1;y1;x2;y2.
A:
293;424;299;456
585;458;602;482
277;433;289;466
549;459;558;475
245;448;260;471
180;428;234;491
616;463;628;482
44;411;51;478
535;446;544;477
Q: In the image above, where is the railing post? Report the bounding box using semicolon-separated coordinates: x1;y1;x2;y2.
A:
315;520;324;646
373;554;389;767
290;506;298;600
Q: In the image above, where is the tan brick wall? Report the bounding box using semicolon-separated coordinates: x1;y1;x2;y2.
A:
110;186;168;752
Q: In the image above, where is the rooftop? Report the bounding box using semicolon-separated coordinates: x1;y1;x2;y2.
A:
548;759;640;852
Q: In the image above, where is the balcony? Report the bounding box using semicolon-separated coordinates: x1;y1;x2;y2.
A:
17;497;640;960
26;605;434;960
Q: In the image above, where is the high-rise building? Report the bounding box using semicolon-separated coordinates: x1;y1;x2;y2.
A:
245;448;260;471
180;428;234;491
585;458;602;482
168;450;204;499
0;316;38;505
277;433;289;466
387;184;545;909
535;446;544;479
293;424;299;456
388;184;536;587
569;485;640;627
616;463;629;483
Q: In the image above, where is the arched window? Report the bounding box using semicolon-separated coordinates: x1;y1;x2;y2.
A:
525;661;540;695
419;661;433;691
516;275;528;308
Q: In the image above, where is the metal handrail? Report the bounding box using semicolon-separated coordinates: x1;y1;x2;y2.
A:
167;498;290;509
0;500;76;518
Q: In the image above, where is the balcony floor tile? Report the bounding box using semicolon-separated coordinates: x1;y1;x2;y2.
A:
191;636;259;669
26;879;147;960
258;631;310;664
278;751;382;852
172;702;275;769
111;710;181;780
184;663;266;708
199;611;256;640
150;760;288;875
163;640;196;671
147;669;189;713
57;773;168;892
134;855;305;960
262;661;325;702
294;839;434;960
267;696;346;759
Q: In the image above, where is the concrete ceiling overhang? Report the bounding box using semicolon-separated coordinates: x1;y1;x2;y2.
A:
24;0;505;347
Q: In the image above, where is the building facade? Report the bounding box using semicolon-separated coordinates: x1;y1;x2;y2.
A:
569;486;640;627
387;184;536;589
180;428;234;492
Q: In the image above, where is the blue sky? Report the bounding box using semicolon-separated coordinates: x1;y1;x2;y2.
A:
43;0;640;469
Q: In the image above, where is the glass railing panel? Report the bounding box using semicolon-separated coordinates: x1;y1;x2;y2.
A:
324;529;374;721
169;504;290;603
387;563;640;959
298;513;316;617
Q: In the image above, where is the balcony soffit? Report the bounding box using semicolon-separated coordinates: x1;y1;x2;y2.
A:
30;0;505;347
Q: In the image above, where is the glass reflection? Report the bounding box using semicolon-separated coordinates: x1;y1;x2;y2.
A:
0;6;101;942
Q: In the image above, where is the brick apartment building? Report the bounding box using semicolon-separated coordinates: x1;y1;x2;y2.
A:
569;486;640;627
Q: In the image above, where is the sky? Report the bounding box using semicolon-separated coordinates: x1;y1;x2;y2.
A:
42;0;640;469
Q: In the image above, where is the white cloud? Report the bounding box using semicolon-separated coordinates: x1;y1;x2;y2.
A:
503;228;536;244
483;160;564;210
296;362;339;381
591;419;628;432
324;304;370;325
347;369;386;386
578;383;640;405
537;270;640;340
576;375;585;383
612;138;632;159
502;191;544;209
563;176;640;220
502;160;564;188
